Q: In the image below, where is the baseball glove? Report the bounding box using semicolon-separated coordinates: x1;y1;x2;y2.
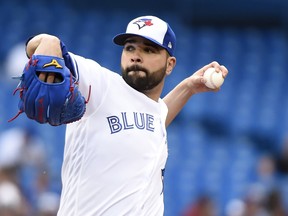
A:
9;54;87;126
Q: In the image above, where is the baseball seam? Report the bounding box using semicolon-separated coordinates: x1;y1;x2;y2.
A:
209;71;217;89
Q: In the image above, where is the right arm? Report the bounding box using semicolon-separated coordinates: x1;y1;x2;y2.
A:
26;34;62;83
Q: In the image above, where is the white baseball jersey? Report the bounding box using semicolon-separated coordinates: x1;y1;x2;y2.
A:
57;53;168;216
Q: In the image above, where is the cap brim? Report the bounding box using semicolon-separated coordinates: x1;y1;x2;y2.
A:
113;33;135;45
113;33;163;49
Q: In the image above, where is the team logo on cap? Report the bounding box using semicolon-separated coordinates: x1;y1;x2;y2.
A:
133;18;153;29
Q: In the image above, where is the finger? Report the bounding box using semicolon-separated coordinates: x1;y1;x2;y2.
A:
201;61;220;74
38;73;46;81
198;66;211;76
211;61;223;73
220;65;228;78
210;63;228;77
46;73;55;83
210;61;220;69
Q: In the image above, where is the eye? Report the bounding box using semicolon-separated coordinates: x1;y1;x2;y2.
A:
144;47;156;53
124;45;134;52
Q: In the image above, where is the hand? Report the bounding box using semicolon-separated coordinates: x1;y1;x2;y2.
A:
38;72;62;83
186;61;228;94
38;72;55;83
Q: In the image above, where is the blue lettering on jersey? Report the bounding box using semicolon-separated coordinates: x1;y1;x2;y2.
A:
107;112;155;134
107;115;122;133
134;112;145;129
122;112;134;129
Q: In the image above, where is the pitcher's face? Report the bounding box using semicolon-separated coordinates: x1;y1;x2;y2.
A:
121;36;171;92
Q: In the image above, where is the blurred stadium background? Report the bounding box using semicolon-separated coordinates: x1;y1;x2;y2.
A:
1;0;288;215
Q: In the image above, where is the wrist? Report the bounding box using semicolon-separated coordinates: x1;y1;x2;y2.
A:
26;34;61;58
184;77;197;96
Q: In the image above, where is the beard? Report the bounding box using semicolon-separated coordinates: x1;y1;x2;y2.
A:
121;64;167;92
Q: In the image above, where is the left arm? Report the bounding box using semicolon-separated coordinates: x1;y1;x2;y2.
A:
164;61;228;127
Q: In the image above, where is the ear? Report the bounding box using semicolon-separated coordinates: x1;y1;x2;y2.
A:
166;57;176;75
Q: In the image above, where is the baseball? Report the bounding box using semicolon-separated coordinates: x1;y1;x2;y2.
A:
203;67;225;89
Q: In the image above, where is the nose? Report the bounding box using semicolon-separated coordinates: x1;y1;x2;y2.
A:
131;55;142;63
130;51;142;63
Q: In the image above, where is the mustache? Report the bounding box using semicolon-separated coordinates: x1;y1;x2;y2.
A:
125;65;148;73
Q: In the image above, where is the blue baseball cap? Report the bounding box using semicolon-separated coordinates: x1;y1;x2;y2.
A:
113;15;176;56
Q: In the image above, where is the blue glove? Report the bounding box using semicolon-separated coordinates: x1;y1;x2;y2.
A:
11;55;86;126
